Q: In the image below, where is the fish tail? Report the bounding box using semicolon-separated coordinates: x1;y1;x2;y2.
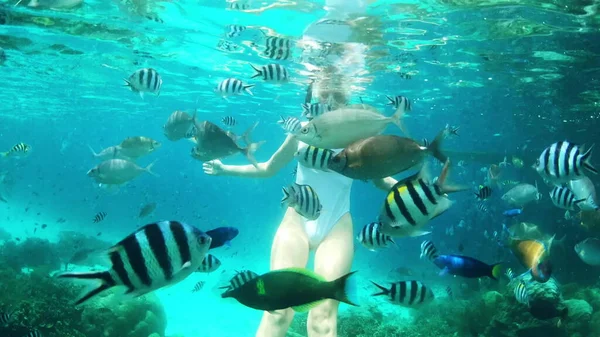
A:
88;145;100;157
489;263;503;280
435;159;469;194
369;280;390;297
386;95;395;106
301;103;310;116
0;152;7;157
241;122;264;168
144;161;159;177
330;271;359;306
249;64;262;79
281;187;290;205
582;145;598;174
123;78;132;88
243;84;255;96
428;128;449;163
58;271;116;305
389;98;408;136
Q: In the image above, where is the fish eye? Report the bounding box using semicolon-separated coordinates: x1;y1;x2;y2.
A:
300;127;309;135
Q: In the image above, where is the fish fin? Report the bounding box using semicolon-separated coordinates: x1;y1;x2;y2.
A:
292;300;325;312
370;281;390;297
139;92;144;99
489;263;503;280
427;128;449;163
389;98;408;136
409;230;432;237
241;122;264;168
144;161;159;177
386;95;395;106
272;267;327;282
439;267;450;276
243;84;255;96
0;152;7;157
57;271;116;305
582;145;598;174
249;64;262;79
88;145;100;157
301;103;310;116
330;271;359;306
225;240;232;248
436;159;469;194
281;187;290;206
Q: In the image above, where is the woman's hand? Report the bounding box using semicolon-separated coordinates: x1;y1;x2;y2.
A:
203;160;224;176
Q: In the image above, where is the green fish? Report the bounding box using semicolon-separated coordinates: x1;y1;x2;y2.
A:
221;267;359;312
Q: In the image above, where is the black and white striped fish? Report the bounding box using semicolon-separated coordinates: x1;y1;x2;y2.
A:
22;330;42;337
215;78;254;97
250;64;289;82
93;212;107;223
58;220;212;305
514;280;529;306
192;281;205;292
281;183;322;220
219;270;259;291
446;286;453;300
221;116;236;127
505;268;515;280
550;186;584;211
422;139;429;147
1;142;31;157
196;254;221;273
226;24;246;38
277;116;302;134
386;95;412;111
477;202;489;212
378;161;462;237
0;309;14;325
295;145;333;171
420;240;438;261
301;103;331;119
475;186;492;200
228;1;249;10
262;36;293;60
371;280;434;306
124;68;162;98
534;141;598;183
357;222;396;251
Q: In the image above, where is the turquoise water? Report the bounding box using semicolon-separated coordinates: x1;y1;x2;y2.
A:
1;1;600;337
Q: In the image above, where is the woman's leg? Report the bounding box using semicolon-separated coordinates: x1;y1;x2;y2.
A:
256;208;310;337
307;213;354;337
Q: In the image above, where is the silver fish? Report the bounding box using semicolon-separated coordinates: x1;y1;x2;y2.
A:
87;159;156;185
164;110;196;141
575;238;600;266
119;136;161;159
501;183;541;207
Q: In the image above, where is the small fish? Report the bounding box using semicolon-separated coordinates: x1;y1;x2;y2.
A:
197;254;221;273
226;24;246;38
370;280;434;306
261;36;293;60
41;224;47;229
446;286;453;300
386;95;412;111
221;268;358;312
215;78;254;97
93;212;106;223
206;227;239;249
356;222;396;251
503;208;522;217
250;64;289;82
221;116;236;127
512;156;524;168
164;110;197;141
570;177;600;211
475;185;492;200
138;203;156;218
192;281;205;292
119;136;161;159
477;202;489;212
228;1;249;10
505;268;515;280
534;141;598;183
295;145;333;171
514;280;529;306
277;116;302;134
281;183;322;220
219;270;259;291
433;254;502;280
502;183;541;207
575;238;600;266
457;243;465;252
58;221;212;305
301;103;331;120
422;138;429;147
550;186;584;211
22;330;42;337
87;159;156;186
0;309;14;324
1;143;31;157
124;68;162;98
420;240;438;261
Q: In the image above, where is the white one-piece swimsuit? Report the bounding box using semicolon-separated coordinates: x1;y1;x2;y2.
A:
295;141;353;249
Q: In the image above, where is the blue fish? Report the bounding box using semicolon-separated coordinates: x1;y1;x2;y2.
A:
503;208;522;217
206;227;239;249
433;255;502;280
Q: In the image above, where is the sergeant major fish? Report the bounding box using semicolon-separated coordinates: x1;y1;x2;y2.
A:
249;64;289;82
278;116;301;134
1;143;31;158
281;183;322;220
190;121;264;167
533;141;598;183
196;254;221;273
58;220;212;305
295;145;333;171
219;270;259;291
370;280;434;307
124;68;162;98
215;78;254;97
357;222;396;251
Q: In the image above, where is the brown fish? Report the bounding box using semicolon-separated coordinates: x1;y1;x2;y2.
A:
191;121;264;167
327;127;453;180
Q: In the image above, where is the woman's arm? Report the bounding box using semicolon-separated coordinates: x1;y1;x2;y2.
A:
372;177;397;191
203;135;298;178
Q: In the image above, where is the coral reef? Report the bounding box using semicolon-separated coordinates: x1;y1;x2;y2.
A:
0;237;61;272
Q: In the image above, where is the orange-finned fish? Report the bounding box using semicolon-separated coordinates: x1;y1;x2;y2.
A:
507;236;552;282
